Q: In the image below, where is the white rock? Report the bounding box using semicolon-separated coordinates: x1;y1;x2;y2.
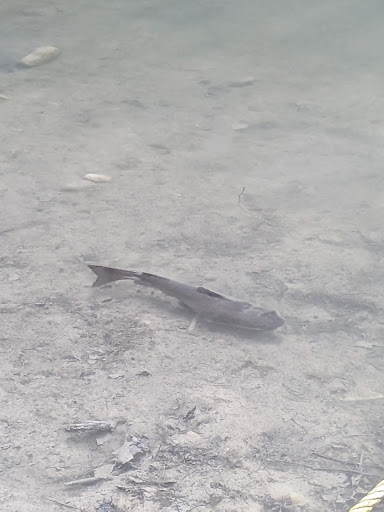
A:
83;173;111;183
342;389;384;401
289;492;309;506
232;121;249;131
172;431;202;447
20;46;60;67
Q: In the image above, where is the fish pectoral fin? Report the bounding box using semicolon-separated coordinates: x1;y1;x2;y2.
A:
196;286;226;299
188;314;199;332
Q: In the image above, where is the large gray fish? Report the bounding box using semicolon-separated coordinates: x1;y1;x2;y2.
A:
88;265;284;331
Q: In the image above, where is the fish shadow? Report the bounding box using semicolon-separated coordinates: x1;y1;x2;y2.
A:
98;287;284;344
202;320;284;344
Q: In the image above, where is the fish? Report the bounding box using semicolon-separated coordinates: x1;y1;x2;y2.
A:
87;265;284;331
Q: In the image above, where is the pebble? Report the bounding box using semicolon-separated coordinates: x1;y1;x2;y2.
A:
232;121;249;131
172;431;203;447
83;173;111;183
289;492;309;506
19;46;60;67
108;372;124;380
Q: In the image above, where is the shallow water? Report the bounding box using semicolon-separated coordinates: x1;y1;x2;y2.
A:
1;1;383;511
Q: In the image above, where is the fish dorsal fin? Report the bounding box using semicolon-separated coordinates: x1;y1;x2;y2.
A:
196;286;227;299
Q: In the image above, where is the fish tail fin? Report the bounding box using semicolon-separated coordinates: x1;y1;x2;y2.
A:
88;265;140;287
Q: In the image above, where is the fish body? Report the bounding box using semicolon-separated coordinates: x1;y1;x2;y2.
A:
88;265;284;331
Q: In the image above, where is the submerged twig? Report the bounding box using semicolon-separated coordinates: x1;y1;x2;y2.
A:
236;187;267;229
237;186;252;215
64;476;107;487
66;420;115;432
45;498;80;509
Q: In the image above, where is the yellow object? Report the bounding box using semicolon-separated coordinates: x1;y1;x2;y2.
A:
348;480;384;512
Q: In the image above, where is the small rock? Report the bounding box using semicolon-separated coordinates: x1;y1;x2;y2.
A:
20;46;60;67
108;373;124;380
289;492;308;506
8;273;21;282
83;173;111;183
232;121;249;131
173;431;202;447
